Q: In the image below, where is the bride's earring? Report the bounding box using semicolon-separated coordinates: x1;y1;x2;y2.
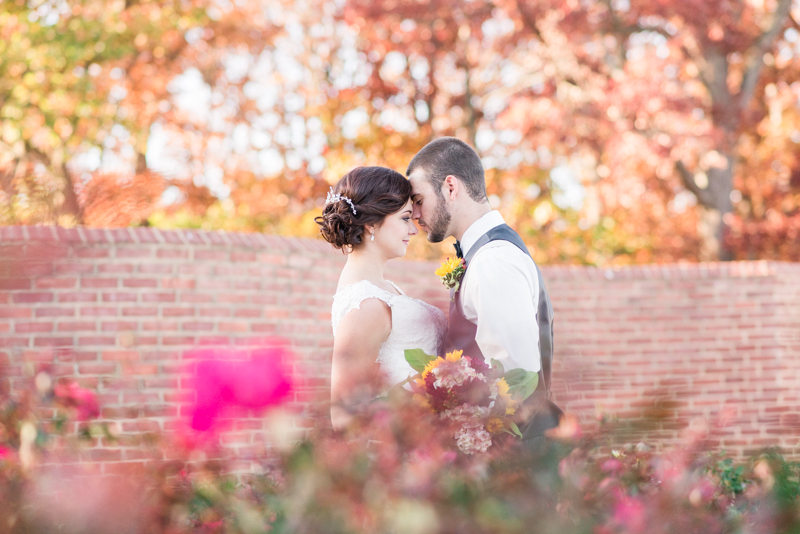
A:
370;230;375;242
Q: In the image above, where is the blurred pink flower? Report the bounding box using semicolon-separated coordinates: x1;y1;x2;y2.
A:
612;494;647;533
601;458;623;475
0;445;14;460
53;382;100;421
454;425;492;455
442;450;458;463
188;347;293;432
200;520;224;533
439;404;490;426
432;358;480;389
653;453;688;486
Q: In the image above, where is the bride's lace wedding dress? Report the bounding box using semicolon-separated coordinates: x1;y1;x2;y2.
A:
331;280;447;387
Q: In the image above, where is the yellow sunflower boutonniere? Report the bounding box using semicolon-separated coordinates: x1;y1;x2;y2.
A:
435;257;466;295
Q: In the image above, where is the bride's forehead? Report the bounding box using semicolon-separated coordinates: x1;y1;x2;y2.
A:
393;200;413;213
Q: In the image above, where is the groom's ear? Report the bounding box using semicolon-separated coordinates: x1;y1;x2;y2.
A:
443;175;459;201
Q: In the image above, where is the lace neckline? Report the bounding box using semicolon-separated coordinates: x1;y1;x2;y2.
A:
336;279;403;298
334;279;441;314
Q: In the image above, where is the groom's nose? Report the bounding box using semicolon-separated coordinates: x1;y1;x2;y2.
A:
412;203;421;220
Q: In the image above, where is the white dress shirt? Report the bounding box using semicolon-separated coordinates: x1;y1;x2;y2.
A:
458;211;542;374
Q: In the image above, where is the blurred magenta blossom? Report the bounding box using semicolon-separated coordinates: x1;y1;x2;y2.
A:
187;346;293;432
53;382;99;421
611;492;647;533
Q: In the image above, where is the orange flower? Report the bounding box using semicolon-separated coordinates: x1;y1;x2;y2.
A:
445;350;463;362
486;418;505;434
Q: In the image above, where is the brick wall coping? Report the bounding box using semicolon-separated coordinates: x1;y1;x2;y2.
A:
0;224;332;254
2;225;798;280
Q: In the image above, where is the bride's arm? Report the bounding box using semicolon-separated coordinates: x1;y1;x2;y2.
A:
330;298;391;431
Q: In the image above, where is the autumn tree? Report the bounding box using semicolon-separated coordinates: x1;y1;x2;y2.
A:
0;0;280;226
512;0;798;261
4;0;799;263
340;0;800;262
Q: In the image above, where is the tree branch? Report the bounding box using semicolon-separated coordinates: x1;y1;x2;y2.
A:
675;160;714;208
514;0;545;42
739;0;793;108
678;44;714;94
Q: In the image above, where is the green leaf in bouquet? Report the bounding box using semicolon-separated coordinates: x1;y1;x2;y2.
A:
503;421;523;438
502;369;528;386
504;369;538;401
405;348;437;373
490;358;505;378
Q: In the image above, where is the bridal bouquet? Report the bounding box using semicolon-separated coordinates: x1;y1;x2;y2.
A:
402;348;538;454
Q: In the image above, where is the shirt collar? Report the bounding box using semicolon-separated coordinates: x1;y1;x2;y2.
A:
460;210;505;258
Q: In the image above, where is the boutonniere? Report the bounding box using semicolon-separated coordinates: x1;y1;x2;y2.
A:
435;257;466;294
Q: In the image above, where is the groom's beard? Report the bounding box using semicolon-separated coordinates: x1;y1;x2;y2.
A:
425;195;451;243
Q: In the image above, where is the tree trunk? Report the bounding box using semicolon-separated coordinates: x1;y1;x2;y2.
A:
707;161;734;261
60;163;84;226
676;153;734;261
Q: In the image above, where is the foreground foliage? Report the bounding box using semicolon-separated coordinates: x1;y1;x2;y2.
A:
2;373;800;534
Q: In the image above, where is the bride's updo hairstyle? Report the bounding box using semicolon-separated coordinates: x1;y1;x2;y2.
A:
316;166;412;250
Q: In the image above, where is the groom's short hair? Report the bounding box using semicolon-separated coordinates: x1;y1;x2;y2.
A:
406;137;487;203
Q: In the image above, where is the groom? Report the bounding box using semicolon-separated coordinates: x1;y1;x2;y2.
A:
407;137;563;450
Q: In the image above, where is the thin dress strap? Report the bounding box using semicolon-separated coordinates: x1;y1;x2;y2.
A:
386;280;405;296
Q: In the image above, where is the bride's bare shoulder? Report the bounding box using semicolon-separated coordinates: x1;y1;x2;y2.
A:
333;293;392;340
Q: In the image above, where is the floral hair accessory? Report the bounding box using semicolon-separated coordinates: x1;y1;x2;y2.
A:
325;187;357;215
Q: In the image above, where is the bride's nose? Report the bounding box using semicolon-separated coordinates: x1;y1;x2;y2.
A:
409;222;418;236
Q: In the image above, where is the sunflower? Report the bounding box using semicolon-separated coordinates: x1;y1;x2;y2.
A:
497;378;517;415
421;358;444;381
420;350;463;383
435;257;463;277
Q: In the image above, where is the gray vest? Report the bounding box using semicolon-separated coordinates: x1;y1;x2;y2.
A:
445;224;562;439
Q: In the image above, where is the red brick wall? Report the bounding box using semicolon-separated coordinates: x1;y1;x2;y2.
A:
1;226;798;466
547;261;800;455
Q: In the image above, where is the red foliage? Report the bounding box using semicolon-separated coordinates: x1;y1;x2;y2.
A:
78;172;166;228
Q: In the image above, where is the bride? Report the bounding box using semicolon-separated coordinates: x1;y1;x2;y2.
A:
316;166;447;430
